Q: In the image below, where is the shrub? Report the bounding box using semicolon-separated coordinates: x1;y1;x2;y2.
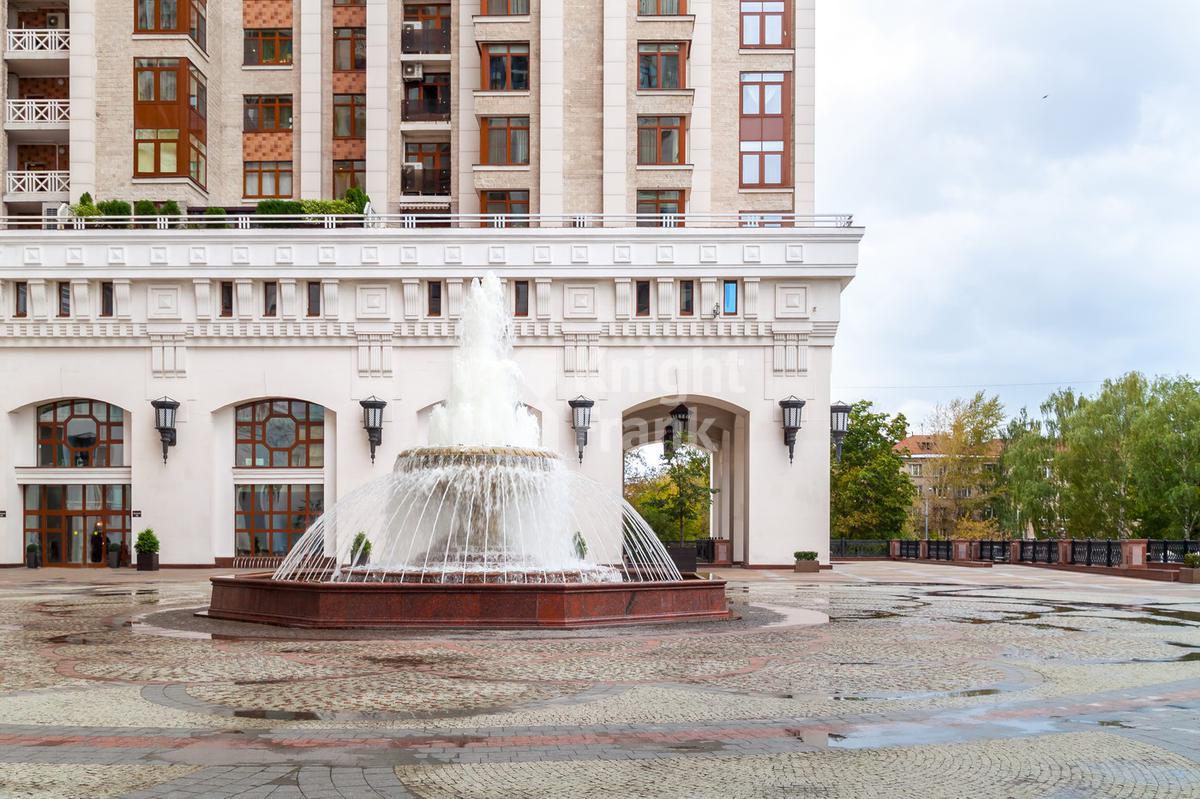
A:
1184;553;1200;569
301;199;354;216
107;539;122;553
78;192;93;206
135;529;160;555
134;199;157;216
26;542;39;553
71;203;101;218
256;199;304;215
160;200;182;216
344;186;370;214
97;199;132;216
351;532;371;561
793;551;818;561
201;206;228;230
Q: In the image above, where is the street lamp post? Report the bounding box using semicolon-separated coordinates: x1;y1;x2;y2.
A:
830;401;851;463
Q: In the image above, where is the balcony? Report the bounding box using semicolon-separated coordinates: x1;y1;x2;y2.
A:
402;96;450;122
401;26;450;55
6;28;69;56
402;167;451;197
6;98;68;124
6;170;68;194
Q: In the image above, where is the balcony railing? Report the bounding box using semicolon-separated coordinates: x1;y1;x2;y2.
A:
402;96;450;122
402;167;452;196
6;28;70;54
6;98;69;124
401;26;450;54
6;170;68;194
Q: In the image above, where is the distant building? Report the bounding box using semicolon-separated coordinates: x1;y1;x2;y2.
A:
894;435;1002;539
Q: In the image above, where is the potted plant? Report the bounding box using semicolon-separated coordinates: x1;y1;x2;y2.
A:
106;539;122;569
25;543;40;569
351;532;371;565
1181;553;1200;584
793;550;819;573
135;529;160;571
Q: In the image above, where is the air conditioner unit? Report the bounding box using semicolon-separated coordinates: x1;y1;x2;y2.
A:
402;21;421;31
403;162;425;171
402;63;424;80
46;12;66;29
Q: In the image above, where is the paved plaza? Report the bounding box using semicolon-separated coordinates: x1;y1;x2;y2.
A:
0;563;1197;798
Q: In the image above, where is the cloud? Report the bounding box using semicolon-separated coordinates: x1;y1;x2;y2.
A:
817;1;1200;427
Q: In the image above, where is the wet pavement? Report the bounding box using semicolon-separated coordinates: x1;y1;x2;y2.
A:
0;562;1197;797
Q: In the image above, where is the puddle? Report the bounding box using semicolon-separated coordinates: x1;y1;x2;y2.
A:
754;603;829;628
831;687;1003;702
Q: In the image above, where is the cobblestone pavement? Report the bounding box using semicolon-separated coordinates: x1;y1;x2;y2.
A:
0;563;1197;798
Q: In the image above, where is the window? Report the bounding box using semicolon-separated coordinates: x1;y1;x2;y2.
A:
244;95;293;131
637;116;685;164
234;484;324;557
427;281;442;317
639;0;685;14
481;190;530;226
481;116;530;165
333;27;366;71
57;282;70;317
14;281;27;318
24;484;131;566
263;282;278;317
635;280;651;317
740;72;789;187
133;57;205;186
234;399;326;468
333;159;365;197
723;280;739;315
189;0;207;49
188;134;206;189
637;42;685;90
244;29;293;66
244;161;293;198
679;280;694;316
909;463;923;478
188;64;207;119
513;280;530;317
482;44;530;91
36;400;124;468
135;58;179;102
333;93;367;138
220;281;234;317
100;282;114;317
135;128;180;176
136;0;177;32
307;282;321;317
486;0;529;13
636;189;684;226
741;1;789;48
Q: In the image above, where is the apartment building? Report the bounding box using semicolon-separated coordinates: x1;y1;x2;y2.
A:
0;0;861;570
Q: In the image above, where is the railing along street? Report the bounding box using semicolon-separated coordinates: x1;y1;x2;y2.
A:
830;539;889;558
1069;539;1122;568
898;540;921;559
1146;539;1200;564
978;540;1011;562
925;540;953;561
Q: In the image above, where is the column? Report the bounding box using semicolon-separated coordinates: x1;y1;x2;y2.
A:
365;0;390;209
538;0;564;220
68;0;97;202
601;1;627;220
299;0;324;199
689;0;712;213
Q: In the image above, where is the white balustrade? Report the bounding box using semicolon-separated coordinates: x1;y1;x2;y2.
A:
6;99;69;124
6;171;69;194
6;28;70;54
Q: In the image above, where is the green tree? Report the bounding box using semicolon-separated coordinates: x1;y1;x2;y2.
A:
830;401;916;539
1131;376;1200;539
926;391;1005;539
623;446;714;545
998;409;1059;538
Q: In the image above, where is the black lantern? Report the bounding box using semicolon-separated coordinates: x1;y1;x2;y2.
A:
669;404;690;439
568;396;595;463
779;396;806;463
663;423;676;460
830;401;851;463
359;396;387;463
151;396;180;464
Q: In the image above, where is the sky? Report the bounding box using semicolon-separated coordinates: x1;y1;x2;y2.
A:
816;1;1200;432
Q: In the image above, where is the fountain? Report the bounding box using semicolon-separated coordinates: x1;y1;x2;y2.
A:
208;275;729;628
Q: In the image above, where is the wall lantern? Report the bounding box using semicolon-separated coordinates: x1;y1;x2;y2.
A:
568;396;595;463
779;396;806;463
151;397;180;464
359;396;387;463
669;404;690;438
663;423;676;460
830;401;851;463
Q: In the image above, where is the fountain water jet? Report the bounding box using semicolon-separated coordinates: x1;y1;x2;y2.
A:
207;274;729;628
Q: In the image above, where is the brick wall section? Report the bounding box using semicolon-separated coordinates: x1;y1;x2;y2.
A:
16;144;69;170
17;10;67;28
244;0;293;28
332;72;365;93
332;138;365;160
18;77;69;100
331;5;365;26
243;132;293;161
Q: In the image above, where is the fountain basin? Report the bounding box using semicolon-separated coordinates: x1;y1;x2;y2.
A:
207;572;730;629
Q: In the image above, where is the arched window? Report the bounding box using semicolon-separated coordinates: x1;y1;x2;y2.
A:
37;400;125;467
234;399;325;468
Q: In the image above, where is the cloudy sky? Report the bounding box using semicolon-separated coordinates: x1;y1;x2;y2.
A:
817;1;1200;431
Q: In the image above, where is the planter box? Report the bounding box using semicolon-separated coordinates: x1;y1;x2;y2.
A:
666;545;698;574
26;551;39;569
793;560;820;573
107;552;121;569
1180;567;1199;584
136;552;160;571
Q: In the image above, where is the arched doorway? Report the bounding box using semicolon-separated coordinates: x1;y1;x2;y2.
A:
622;397;750;564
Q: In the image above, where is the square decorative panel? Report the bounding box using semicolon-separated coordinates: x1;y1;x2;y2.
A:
107;247;127;265
444;245;463;264
318;245;337;264
785;243;805;263
699;244;718;263
361;245;380;264
488;245;507;264
275;246;294;264
189;246;207;264
533;245;551;263
775;284;810;318
65;247;83;264
150;246;168;265
563;285;597;319
571;245;589;264
231;246;250;265
743;244;762;263
356;285;390;319
656;244;675;263
613;244;632;263
400;245;418;264
22;247;41;265
147;285;181;320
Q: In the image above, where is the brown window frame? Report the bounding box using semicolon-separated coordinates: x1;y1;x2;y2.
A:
480;190;530;227
333;0;365;4
244;28;294;66
306;281;321;317
740;0;791;49
220;281;234;318
638;0;686;14
235;400;326;469
635;280;651;317
333;93;367;139
678;279;695;316
243;95;293;131
24;484;132;565
136;0;205;48
56;281;70;317
404;141;451;169
134;58;206;187
333;159;366;197
637;42;686;90
234;483;324;557
480;116;530;165
13;281;28;318
263;281;278;317
427;280;443;317
36;399;125;468
739;71;791;188
636;190;685;226
484;0;530;14
513;280;530;317
243;160;294;199
333;27;367;71
99;282;114;317
637;116;686;165
481;43;530;91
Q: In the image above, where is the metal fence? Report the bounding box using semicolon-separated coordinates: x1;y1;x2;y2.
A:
1146;539;1200;564
978;540;1011;562
925;540;953;561
1019;540;1059;564
898;540;921;559
1069;539;1122;568
830;539;890;558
